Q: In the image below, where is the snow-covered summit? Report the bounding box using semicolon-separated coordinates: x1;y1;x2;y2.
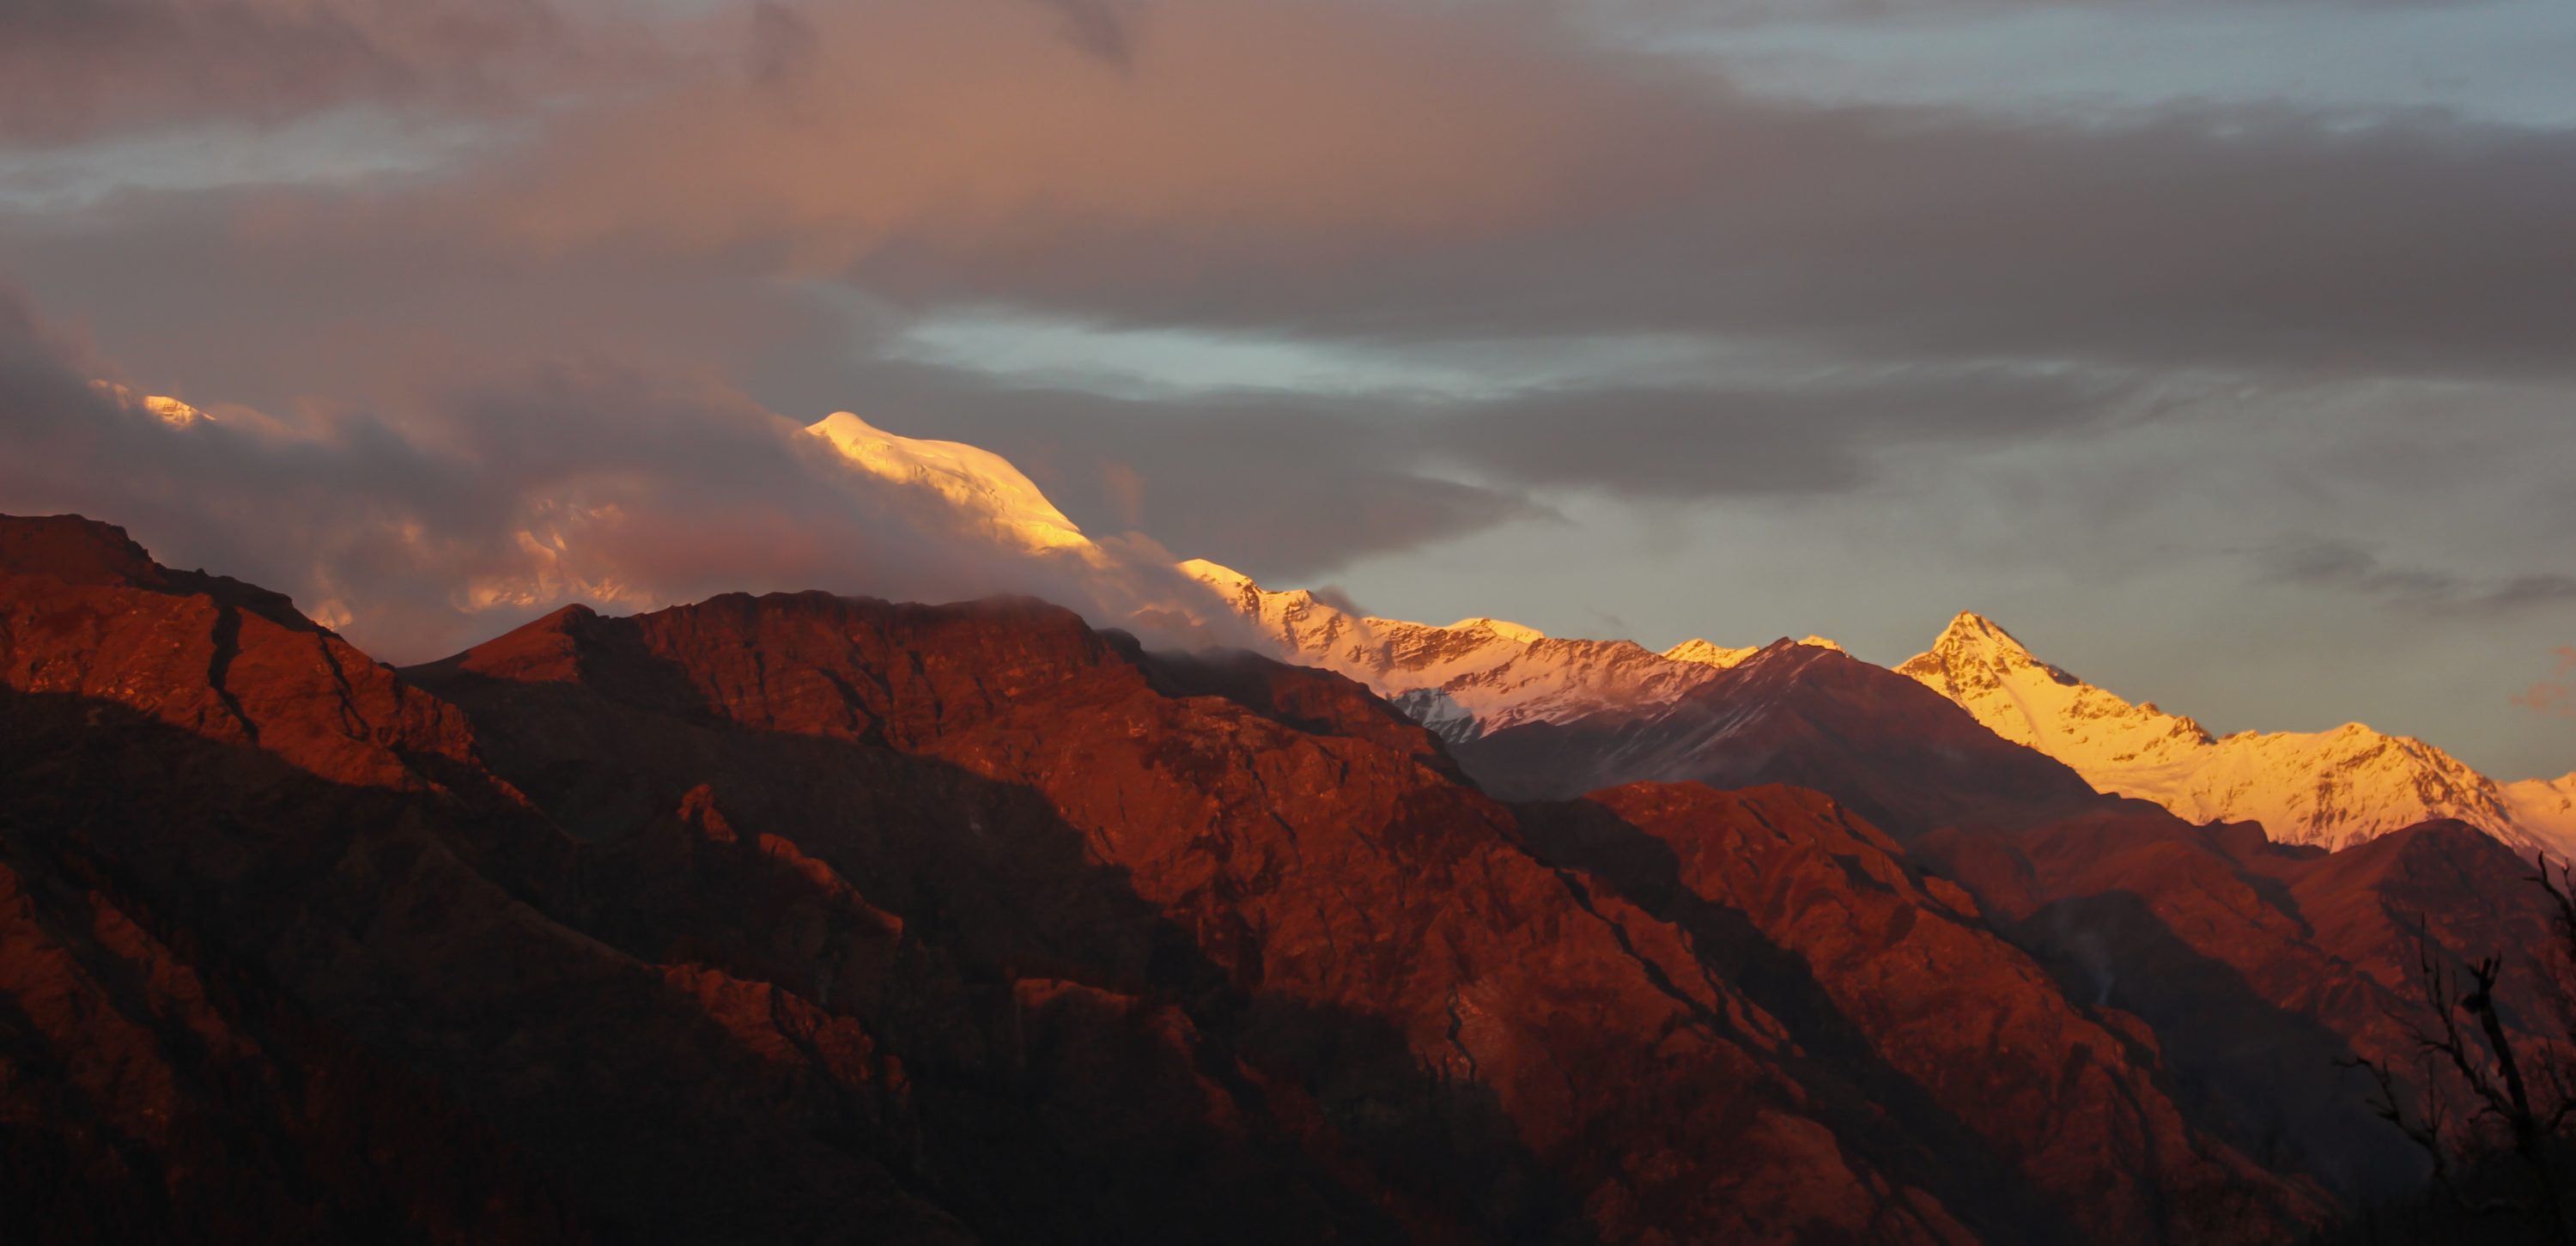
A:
2503;772;2576;853
1181;559;1730;740
92;381;209;427
806;412;1095;557
1899;614;2570;858
1663;638;1762;669
1453;617;1546;644
1664;635;1844;669
1899;611;2216;769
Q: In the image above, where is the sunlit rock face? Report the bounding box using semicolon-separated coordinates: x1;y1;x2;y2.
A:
1899;611;2572;858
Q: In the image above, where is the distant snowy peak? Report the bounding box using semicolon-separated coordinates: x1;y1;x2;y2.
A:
1663;635;1846;671
1181;559;1728;741
1896;611;2215;766
1453;617;1546;644
2504;773;2576;853
1662;638;1760;669
1899;612;2569;858
93;380;209;427
806;412;1097;558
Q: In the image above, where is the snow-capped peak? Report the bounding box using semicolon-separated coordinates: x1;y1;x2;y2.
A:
1182;561;1733;741
805;412;1095;557
92;380;209;427
1900;613;2569;858
1665;635;1846;669
1664;638;1762;669
1451;617;1546;644
1176;557;1254;593
2503;772;2576;854
1929;611;2034;659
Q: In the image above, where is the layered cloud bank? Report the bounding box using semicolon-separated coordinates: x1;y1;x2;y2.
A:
0;286;1228;660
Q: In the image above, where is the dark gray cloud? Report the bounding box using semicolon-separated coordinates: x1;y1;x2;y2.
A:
835;106;2576;385
847;359;2139;580
18;2;2576;387
1026;0;1139;68
747;2;819;84
0;191;842;418
240;0;2546;389
841;372;1547;580
1428;368;2142;498
1306;582;1367;616
2261;538;2576;614
0;0;586;143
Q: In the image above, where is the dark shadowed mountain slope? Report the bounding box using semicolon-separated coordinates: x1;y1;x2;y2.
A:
1450;641;2105;836
0;511;2463;1244
0;516;975;1243
410;585;2325;1243
1914;809;2564;1203
1300;607;2572;1217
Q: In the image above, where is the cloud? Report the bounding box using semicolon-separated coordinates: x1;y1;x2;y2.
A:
1420;366;2144;498
2259;539;2576;615
2511;647;2576;718
0;0;601;144
370;0;2576;384
0;283;1237;661
836;369;1548;581
1306;583;1367;616
841;356;2143;579
1026;0;1140;68
18;1;2576;385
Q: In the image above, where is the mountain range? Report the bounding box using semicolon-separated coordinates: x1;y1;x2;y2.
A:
7;507;2565;1245
1165;556;2571;861
794;410;2569;859
1142;505;2572;860
1898;611;2576;858
3;409;2568;1243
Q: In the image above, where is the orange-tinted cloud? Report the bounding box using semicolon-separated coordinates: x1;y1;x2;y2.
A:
222;0;2541;389
0;282;1238;660
480;1;1695;266
2513;647;2576;718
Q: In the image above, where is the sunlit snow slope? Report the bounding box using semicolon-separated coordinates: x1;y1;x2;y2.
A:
1182;559;1841;740
1899;612;2571;857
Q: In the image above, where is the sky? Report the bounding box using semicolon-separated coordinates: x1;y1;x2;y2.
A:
0;0;2570;780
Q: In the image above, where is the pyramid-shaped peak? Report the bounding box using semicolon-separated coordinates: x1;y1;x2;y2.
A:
1935;611;2034;655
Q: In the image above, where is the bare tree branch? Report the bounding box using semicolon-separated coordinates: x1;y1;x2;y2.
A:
2355;908;2575;1243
